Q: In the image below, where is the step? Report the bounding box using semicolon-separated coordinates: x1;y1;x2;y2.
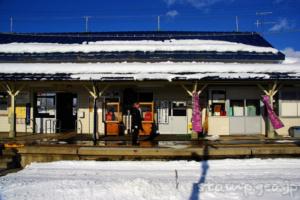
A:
0;161;14;169
1;149;16;156
0;156;13;163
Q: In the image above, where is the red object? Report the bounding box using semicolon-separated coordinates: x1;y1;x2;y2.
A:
144;112;152;121
106;112;113;121
220;110;226;116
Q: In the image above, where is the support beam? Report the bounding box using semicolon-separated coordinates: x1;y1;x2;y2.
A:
180;82;208;139
257;82;283;138
181;82;207;97
1;83;24;138
84;83;109;145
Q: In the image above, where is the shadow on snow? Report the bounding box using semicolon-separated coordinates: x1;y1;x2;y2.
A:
189;143;210;200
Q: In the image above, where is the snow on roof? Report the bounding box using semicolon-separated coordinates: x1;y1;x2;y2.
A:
0;39;278;54
0;60;300;81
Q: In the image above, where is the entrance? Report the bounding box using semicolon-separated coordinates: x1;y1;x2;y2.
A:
35;92;77;133
56;93;77;133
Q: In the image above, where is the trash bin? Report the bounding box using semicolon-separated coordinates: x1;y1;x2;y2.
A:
288;126;300;137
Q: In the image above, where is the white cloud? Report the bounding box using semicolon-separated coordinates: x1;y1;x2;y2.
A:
166;10;179;18
282;47;300;57
269;18;293;32
163;0;230;9
282;47;300;64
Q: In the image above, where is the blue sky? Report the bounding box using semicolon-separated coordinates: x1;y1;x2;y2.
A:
0;0;299;50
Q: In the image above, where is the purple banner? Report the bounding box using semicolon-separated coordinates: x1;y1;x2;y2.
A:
262;95;284;130
192;93;202;133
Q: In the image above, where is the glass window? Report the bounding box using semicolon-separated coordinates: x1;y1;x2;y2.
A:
0;92;8;111
140;103;154;122
281;91;298;101
72;97;78;116
229;100;244;116
105;102;120;122
212;90;226;103
212;103;226;116
36;93;56;117
172;101;187;116
211;90;226;116
246;100;260;116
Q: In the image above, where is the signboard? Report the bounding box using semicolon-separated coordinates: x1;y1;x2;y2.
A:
157;100;169;124
26;103;31;125
16;106;26;118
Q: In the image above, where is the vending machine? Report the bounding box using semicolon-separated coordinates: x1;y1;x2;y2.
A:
139;102;154;136
104;102;121;136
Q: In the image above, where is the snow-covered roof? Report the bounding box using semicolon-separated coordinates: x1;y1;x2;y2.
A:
0;59;299;81
0;40;278;54
0;31;284;63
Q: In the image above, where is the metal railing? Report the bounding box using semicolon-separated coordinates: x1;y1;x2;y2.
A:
25;119;37;134
45;119;61;134
75;119;83;134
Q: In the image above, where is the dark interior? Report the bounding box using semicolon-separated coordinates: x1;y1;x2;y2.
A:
56;93;77;132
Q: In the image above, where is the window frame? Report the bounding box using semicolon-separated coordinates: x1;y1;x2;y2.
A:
280;89;300;117
0;92;8;115
35;93;56;118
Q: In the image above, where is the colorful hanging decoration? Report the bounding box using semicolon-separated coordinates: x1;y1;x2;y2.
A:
192;92;202;133
262;95;284;129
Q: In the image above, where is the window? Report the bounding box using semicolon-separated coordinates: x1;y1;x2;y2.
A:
212;90;226;103
211;90;226;116
172;101;187;116
229;99;261;117
36;93;56;118
246;100;260;116
281;91;299;100
105;102;120;122
229;100;244;116
140;102;154;122
280;90;300;117
0;92;8;112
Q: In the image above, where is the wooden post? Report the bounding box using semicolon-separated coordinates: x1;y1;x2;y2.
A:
84;83;109;145
93;97;98;145
1;83;24;138
267;94;275;138
9;94;16;138
257;82;282;138
181;82;207;139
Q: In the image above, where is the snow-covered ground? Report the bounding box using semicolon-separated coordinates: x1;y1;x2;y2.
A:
1;159;300;200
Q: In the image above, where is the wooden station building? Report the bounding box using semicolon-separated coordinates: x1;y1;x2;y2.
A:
0;31;299;140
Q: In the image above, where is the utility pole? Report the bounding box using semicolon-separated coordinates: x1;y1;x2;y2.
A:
235;16;239;32
157;16;160;32
10;17;13;33
83;16;91;32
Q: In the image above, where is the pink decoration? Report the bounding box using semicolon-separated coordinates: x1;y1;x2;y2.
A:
192;93;202;133
262;95;284;129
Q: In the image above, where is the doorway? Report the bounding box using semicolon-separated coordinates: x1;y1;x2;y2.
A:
56;93;77;133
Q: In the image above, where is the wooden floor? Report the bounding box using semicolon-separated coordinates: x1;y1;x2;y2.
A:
0;132;78;144
0;132;299;145
1;132;300;168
